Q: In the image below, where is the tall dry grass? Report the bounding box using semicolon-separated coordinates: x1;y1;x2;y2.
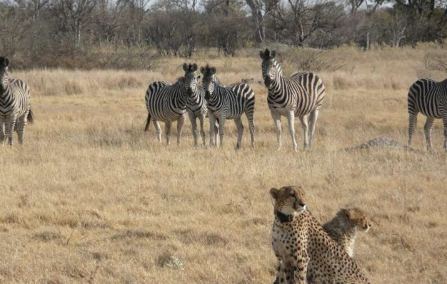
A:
0;45;446;284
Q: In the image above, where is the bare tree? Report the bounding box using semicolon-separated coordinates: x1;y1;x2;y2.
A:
245;0;265;43
49;0;98;47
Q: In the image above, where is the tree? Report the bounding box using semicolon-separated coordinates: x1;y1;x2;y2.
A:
49;0;98;47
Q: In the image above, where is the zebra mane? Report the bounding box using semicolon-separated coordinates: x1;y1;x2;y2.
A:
200;64;216;76
272;59;283;76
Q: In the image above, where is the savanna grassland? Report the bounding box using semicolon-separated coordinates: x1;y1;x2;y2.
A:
1;45;447;284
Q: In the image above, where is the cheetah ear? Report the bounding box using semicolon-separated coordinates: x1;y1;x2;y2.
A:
270;188;279;200
183;63;188;72
291;185;304;197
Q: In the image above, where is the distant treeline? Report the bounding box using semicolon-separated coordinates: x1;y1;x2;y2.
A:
1;0;447;69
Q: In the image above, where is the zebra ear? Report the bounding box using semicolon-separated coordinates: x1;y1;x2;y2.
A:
200;67;205;74
192;63;198;72
0;57;9;68
259;50;265;59
271;50;276;58
210;67;216;75
183;63;188;72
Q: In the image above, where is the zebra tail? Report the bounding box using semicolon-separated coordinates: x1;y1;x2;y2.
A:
27;109;34;124
144;113;151;132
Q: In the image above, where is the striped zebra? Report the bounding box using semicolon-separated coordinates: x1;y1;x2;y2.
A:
407;78;447;150
144;63;201;145
260;49;326;151
200;65;255;149
0;57;33;146
186;72;208;147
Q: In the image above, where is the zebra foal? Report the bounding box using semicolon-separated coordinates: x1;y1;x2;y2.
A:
260;49;326;151
407;78;447;150
0;57;33;146
200;65;255;149
144;63;201;146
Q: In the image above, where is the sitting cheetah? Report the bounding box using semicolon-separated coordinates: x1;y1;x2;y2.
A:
270;186;370;284
323;208;371;258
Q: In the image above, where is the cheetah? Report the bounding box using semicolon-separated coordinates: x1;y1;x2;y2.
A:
323;208;371;258
270;185;370;284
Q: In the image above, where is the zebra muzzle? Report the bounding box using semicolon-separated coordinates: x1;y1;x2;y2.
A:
264;77;271;86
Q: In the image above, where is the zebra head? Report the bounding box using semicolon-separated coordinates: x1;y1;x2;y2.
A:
260;49;279;88
182;63;201;97
200;65;217;101
0;57;9;94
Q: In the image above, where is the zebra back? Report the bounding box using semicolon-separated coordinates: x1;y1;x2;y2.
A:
0;78;32;118
408;78;437;116
145;80;188;123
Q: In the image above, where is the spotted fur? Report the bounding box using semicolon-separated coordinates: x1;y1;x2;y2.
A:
270;186;370;284
323;208;371;258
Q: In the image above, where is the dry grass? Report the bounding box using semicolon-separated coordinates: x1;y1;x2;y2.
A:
1;45;447;284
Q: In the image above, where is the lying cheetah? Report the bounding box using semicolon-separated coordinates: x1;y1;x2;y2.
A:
270;186;370;284
323;208;371;258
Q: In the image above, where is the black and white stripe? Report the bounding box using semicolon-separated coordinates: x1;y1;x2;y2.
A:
186;75;208;147
407;78;447;150
260;49;326;151
144;63;200;145
0;57;33;146
201;65;255;149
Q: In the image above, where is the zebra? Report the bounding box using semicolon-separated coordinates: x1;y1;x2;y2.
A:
144;63;201;146
260;49;326;151
0;57;33;146
200;65;255;149
407;78;447;150
186;70;208;147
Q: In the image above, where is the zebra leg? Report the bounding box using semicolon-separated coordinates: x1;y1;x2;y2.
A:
271;111;282;150
443;116;447;151
0;121;5;144
5;117;17;146
308;109;319;149
153;120;162;142
165;122;172;145
219;116;226;148
423;117;435;151
247;112;255;149
286;111;298;151
199;114;206;147
408;112;418;146
188;112;198;147
16;114;28;145
209;114;217;147
234;117;244;150
299;115;310;150
176;115;186;146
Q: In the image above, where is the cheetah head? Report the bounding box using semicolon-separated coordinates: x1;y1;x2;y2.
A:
270;185;306;216
340;208;371;232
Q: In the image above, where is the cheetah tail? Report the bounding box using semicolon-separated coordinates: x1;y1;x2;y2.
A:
144;113;151;132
